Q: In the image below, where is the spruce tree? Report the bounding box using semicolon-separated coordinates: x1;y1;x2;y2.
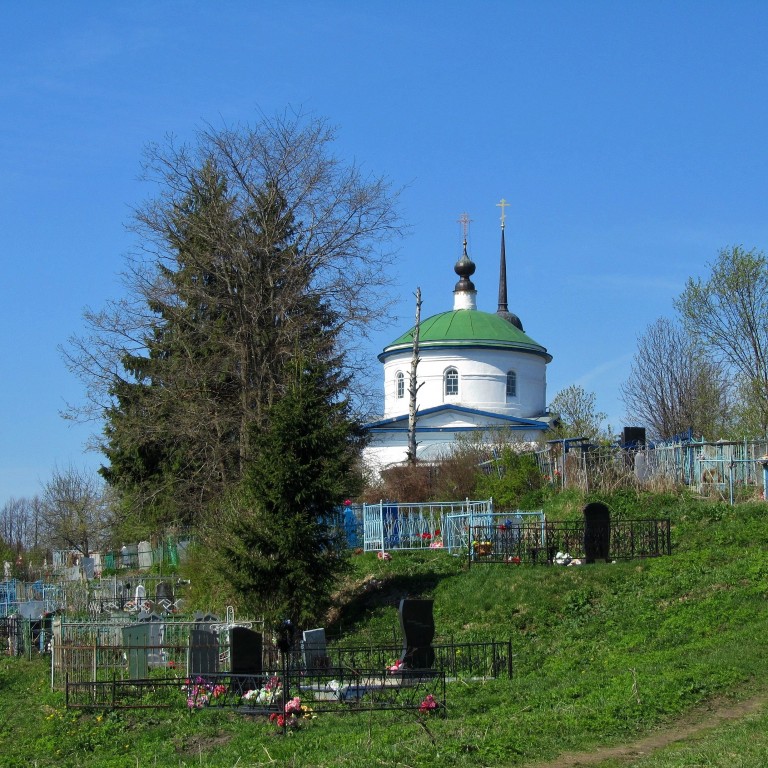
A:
220;353;357;629
65;114;402;536
101;168;320;532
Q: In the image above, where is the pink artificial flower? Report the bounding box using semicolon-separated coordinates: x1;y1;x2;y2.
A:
285;696;302;715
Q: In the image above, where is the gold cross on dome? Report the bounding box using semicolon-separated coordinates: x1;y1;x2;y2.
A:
497;198;510;228
457;212;472;241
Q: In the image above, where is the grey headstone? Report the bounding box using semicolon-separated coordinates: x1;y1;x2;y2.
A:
80;557;95;580
137;612;166;666
123;623;150;679
138;541;152;569
302;627;329;669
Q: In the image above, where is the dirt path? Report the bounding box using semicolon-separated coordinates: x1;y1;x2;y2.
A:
529;689;768;767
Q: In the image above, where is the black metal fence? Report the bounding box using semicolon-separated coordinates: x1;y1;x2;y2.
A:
62;638;509;709
317;641;512;680
0;615;55;657
469;519;671;565
66;668;447;716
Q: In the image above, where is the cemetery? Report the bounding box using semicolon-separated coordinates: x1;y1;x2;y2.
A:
3;488;768;767
58;597;508;716
0;496;674;731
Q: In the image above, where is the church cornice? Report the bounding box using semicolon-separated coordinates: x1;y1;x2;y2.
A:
379;339;552;363
364;403;551;431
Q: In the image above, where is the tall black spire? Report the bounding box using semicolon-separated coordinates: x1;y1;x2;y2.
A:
495;198;523;330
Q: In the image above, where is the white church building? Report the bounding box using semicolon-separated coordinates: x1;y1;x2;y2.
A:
363;209;553;474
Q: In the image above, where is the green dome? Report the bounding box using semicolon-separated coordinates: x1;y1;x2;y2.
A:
379;310;551;362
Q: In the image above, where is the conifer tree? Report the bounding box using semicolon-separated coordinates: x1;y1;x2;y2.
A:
220;354;357;629
65;113;401;534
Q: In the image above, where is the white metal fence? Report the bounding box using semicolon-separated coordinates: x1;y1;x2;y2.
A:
535;438;768;501
363;499;491;552
362;500;545;553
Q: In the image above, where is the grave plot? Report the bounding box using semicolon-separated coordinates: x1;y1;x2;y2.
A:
469;503;671;565
53;610;262;695
363;499;500;552
177;667;447;717
85;575;188;615
63;599;506;714
362;499;549;559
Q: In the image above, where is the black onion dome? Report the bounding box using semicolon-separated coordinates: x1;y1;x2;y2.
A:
453;240;476;292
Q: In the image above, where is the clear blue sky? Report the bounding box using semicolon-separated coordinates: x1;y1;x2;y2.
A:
3;1;768;506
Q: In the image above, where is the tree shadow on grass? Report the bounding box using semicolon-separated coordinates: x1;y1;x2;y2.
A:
326;571;454;639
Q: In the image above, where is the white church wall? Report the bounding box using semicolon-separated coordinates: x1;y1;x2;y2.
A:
363;423;546;475
382;346;547;420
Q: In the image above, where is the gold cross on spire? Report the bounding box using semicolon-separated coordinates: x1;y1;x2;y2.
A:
497;198;510;229
457;212;472;242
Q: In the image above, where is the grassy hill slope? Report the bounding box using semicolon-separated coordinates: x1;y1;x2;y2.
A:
2;491;768;767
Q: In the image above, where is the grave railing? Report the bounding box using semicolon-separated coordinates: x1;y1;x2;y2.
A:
297;640;513;680
64;667;448;714
469;519;671;565
57;635;511;694
363;499;495;552
51;615;261;691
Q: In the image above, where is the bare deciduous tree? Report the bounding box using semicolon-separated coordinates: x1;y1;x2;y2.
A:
41;467;110;557
0;497;44;552
621;317;730;440
676;246;768;435
61;111;403;529
549;385;608;442
64;112;402;420
406;287;422;465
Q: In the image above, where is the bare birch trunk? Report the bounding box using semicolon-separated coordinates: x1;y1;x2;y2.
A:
407;287;422;464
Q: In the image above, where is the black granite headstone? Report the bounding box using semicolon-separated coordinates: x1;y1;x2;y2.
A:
189;628;219;676
229;626;263;693
156;582;174;612
193;612;219;625
398;598;435;670
583;502;611;563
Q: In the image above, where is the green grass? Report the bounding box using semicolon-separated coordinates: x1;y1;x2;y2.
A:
2;492;768;767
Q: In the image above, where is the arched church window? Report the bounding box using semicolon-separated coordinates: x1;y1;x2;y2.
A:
506;370;517;398
444;367;459;397
396;371;405;399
